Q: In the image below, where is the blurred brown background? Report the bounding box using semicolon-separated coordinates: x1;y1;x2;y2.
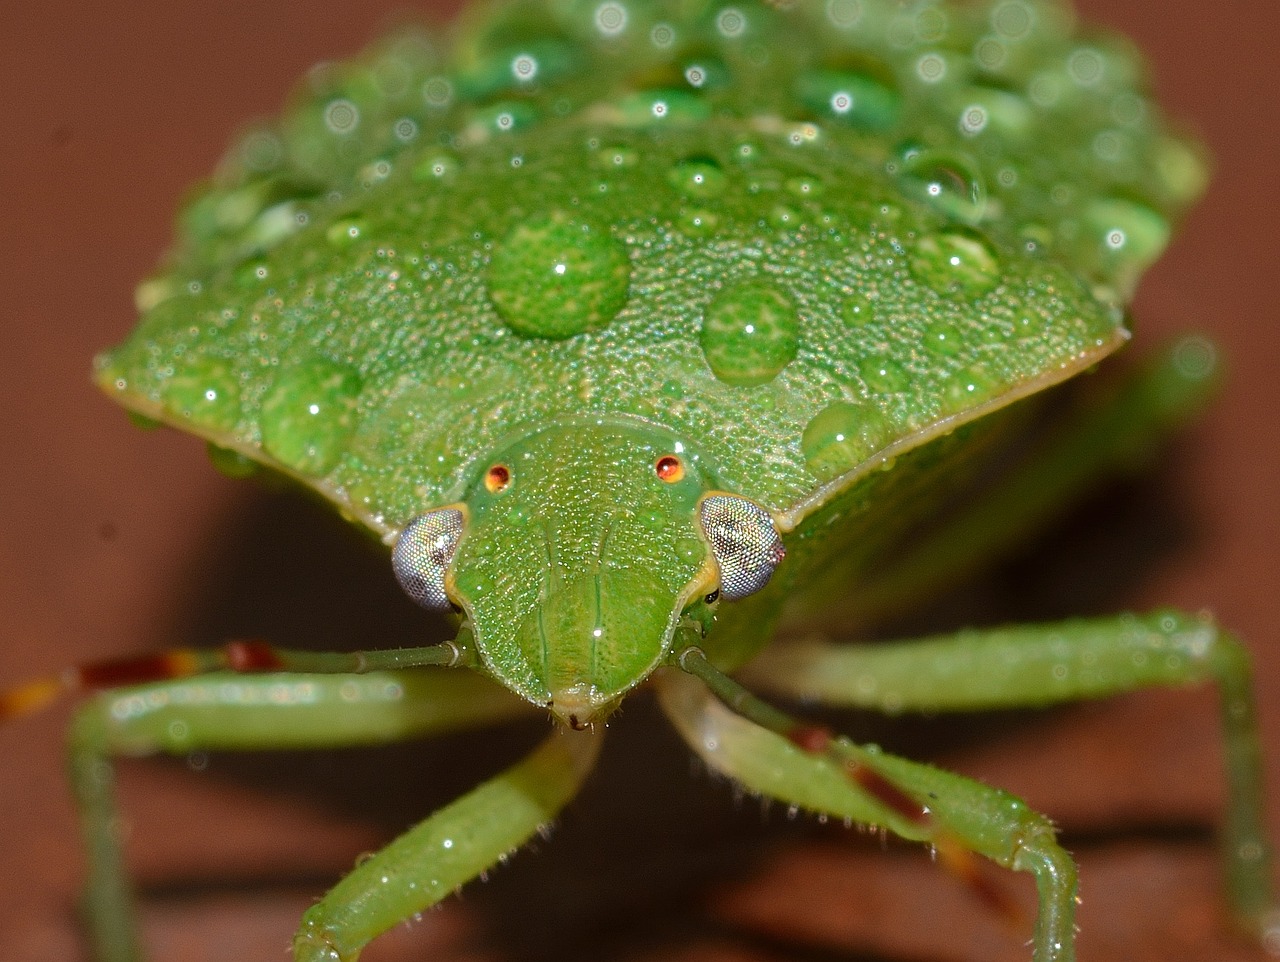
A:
1;1;1277;960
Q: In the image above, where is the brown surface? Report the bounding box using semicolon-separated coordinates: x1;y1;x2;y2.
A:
1;1;1277;961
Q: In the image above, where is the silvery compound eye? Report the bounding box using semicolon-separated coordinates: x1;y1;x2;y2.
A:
391;509;465;611
698;495;785;600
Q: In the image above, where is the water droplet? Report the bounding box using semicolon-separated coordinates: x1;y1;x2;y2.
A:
794;69;901;132
487;213;631;339
941;364;1001;413
1154;136;1209;205
206;443;258;479
596;1;628;36
650;22;676;48
667;158;726;197
326;216;365;247
236;130;283;172
699;279;799;387
897;149;987;223
1067;47;1105;87
413;152;458;181
923;319;964;356
716;7;747;38
826;0;862;29
1171;335;1217;382
842;295;875;326
323;99;360;135
234;259;270;288
858;356;909;394
801;400;895;482
392;117;419;142
260;355;362;475
961;86;1034;139
134;276;181;313
1083;197;1170;278
594;144;639;170
768;204;801;229
422;76;454;109
613;89;711;125
915;52;948;84
910;230;1000;296
675;537;704;564
785;176;824;198
958;103;989;136
678;208;720;235
991;1;1034;39
469;101;538;134
164;356;241;430
974;36;1007;72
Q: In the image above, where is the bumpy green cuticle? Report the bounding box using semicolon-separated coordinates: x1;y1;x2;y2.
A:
80;5;1253;962
101;0;1202;532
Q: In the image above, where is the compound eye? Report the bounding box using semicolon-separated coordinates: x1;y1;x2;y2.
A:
698;495;785;600
391;509;465;611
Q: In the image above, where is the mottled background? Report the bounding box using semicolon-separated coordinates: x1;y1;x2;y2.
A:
1;1;1277;960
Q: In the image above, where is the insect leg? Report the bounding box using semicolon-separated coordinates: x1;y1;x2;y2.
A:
68;668;534;962
743;610;1277;943
292;728;600;962
657;658;1078;962
2;635;471;722
848;336;1218;618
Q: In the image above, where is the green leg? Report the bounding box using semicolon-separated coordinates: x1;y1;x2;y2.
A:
657;660;1080;962
69;668;536;962
293;728;599;961
742;610;1277;942
836;336;1218;619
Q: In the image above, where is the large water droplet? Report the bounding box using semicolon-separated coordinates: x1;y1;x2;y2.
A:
326;216;366;247
991;1;1034;39
1084;197;1170;280
206;443;258;479
793;69;901;132
234;259;271;288
910;230;1000;296
164;356;242;431
612;89;711;125
897;149;987;223
923;319;965;356
801;400;895;482
1154;136;1209;206
699;280;799;387
667;157;727;197
858;356;909;394
941;364;1002;414
594;144;639;170
488;213;631;339
678;208;720;235
413;152;458;181
842;295;875;326
260;355;362;475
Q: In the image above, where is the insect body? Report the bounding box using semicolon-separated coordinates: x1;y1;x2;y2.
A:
3;0;1276;959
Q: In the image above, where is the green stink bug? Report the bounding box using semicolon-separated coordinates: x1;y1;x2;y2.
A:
2;0;1280;956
